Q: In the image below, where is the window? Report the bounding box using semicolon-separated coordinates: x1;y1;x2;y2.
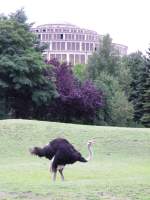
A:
69;54;74;64
68;34;71;40
42;34;45;40
43;29;46;32
61;42;65;50
72;34;74;40
52;42;56;50
76;43;80;51
82;43;85;51
54;34;57;40
57;42;60;50
45;34;48;40
81;55;85;64
56;54;61;61
75;54;80;64
65;34;68;40
67;42;71;50
72;43;75;50
49;34;52;40
86;43;89;51
63;29;68;32
62;54;67;61
57;34;61;40
61;34;63;39
38;34;41;39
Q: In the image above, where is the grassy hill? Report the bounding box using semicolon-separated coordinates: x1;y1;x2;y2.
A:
0;119;150;200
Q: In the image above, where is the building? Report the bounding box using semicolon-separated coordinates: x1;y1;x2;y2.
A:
31;23;128;64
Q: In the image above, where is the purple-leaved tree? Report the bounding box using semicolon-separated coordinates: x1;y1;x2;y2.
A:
45;59;104;124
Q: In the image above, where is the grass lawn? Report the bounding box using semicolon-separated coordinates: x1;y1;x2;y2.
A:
0;119;150;200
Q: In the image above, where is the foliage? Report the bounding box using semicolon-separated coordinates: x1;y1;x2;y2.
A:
86;35;133;126
86;34;120;79
117;56;132;97
123;52;146;125
94;72;133;126
0;9;56;118
136;50;150;127
45;59;104;124
73;64;86;81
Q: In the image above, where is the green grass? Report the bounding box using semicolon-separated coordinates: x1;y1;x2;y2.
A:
0;119;150;200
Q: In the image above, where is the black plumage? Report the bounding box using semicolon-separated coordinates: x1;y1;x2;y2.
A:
30;138;88;180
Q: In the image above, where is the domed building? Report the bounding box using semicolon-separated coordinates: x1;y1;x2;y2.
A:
31;23;127;64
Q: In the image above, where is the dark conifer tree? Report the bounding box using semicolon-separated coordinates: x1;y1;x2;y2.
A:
140;49;150;127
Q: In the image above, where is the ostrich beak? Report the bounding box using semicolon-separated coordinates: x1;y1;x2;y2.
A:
87;139;96;145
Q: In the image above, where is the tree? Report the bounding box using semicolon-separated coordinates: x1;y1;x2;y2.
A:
45;59;104;124
73;64;86;81
0;9;56;118
135;50;150;127
94;72;133;126
124;52;146;123
86;34;133;126
86;34;121;79
117;56;132;97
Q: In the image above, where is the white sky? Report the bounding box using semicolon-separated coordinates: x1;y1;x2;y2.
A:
0;0;150;54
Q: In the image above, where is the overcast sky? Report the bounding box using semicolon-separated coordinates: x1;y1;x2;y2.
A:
0;0;150;54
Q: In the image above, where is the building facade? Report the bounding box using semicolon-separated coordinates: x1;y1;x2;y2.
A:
31;23;127;64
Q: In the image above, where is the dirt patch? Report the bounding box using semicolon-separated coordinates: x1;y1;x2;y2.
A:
97;192;131;200
0;191;52;200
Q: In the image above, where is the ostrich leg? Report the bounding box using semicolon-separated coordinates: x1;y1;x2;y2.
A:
59;169;64;181
52;171;57;181
50;161;57;181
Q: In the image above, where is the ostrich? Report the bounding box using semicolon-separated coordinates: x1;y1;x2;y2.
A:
29;138;95;181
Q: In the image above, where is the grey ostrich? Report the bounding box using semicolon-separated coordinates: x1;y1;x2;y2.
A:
29;138;95;181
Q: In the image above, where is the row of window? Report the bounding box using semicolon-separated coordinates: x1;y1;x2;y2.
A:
45;42;95;51
35;27;95;34
49;54;86;64
39;33;98;41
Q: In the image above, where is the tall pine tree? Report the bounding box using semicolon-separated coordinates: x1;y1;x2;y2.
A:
140;49;150;127
131;50;150;127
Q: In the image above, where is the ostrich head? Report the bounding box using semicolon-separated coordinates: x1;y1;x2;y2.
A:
87;139;95;146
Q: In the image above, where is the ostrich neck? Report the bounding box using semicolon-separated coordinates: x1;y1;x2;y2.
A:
87;144;93;161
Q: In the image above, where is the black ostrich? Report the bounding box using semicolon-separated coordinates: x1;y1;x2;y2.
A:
29;138;95;181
